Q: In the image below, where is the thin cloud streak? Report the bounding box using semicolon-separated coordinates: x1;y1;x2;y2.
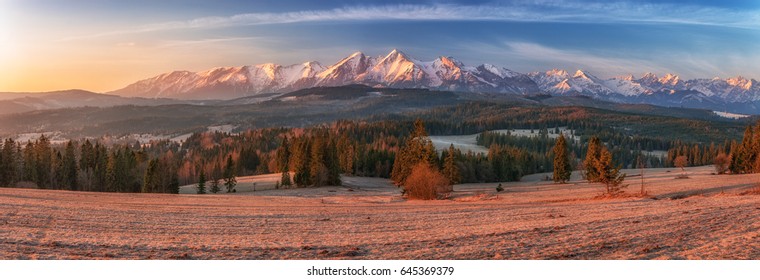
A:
61;2;760;41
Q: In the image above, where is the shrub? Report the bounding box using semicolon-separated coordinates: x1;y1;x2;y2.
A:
714;153;730;174
403;163;452;200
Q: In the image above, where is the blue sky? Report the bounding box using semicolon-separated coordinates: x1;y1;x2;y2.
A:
1;0;759;92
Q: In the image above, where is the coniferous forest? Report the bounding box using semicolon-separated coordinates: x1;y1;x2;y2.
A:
0;103;752;193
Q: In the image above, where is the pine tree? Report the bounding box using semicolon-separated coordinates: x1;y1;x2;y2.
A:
275;136;290;173
142;159;159;193
583;136;602;182
292;138;311;187
34;135;52;188
23;142;36;183
0;139;17;187
169;172;180;194
52;151;64;189
391;119;437;185
223;155;237;193
197;168;206;194
62;141;78;191
280;171;292;187
210;161;222;193
595;148;627;195
443;144;461;184
552;134;572;183
730;126;753;174
325;138;341;186
309;135;328;187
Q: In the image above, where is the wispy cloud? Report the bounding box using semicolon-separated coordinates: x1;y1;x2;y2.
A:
62;1;759;41
493;41;758;79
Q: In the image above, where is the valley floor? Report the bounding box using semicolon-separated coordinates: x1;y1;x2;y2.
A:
1;166;759;259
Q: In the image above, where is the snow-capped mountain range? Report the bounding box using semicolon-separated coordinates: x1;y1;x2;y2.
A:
110;49;760;113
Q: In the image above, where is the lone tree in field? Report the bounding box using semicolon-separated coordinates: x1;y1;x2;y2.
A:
403;162;451;200
552;134;572;183
714;153;730;174
223;155;237;193
443;144;461;185
674;155;688;177
595;148;627;195
583;136;602;182
196;168;206;194
391;119;437;185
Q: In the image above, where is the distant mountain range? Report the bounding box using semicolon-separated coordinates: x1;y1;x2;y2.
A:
89;49;760;115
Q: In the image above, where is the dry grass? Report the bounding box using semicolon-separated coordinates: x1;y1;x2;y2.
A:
2;166;760;260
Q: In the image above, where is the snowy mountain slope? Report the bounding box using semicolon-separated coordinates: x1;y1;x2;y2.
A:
109;49;760;114
110;49;539;99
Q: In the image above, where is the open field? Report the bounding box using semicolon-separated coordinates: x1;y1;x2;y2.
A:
1;166;760;259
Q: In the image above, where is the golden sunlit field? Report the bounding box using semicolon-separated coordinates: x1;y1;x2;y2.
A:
2;166;759;260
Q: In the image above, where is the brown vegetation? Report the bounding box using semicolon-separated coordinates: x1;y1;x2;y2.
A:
713;153;730;174
402;163;452;200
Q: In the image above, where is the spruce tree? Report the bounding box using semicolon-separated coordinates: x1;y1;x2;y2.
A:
197;168;206;194
210;162;222;193
0;139;16;187
275;136;290;173
223;155;237;193
142;159;159;193
583;136;602;182
280;171;292;187
443;144;461;184
596;148;627;195
34;135;52;189
391;119;437;185
552;134;572;183
62;141;78;191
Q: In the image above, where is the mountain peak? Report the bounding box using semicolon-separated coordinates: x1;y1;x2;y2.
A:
546;69;568;77
573;70;590;79
613;74;635;81
727;76;753;90
383;49;409;61
659;73;680;85
436;56;464;69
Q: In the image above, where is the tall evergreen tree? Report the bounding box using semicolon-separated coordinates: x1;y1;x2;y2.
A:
552;134;572;183
34;135;52;188
443;144;461;184
583;136;602;182
223;155;237;192
596;147;627;195
391;119;437;185
142;159;159;193
0;139;17;187
23;142;37;184
210;161;222;193
62;141;78;191
730;126;753;174
280;171;292;187
275;136;290;173
292;138;311;187
197;168;206;194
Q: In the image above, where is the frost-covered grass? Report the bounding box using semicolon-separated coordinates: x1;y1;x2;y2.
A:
2;166;760;260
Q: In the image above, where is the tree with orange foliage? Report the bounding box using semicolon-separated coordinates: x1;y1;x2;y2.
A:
402;163;452;200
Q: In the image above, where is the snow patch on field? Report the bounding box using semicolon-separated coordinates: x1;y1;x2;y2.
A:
15;132;67;145
429;134;488;155
713;111;750;119
493;127;580;142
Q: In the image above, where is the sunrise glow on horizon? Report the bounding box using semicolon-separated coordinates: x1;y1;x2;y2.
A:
2;0;759;93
